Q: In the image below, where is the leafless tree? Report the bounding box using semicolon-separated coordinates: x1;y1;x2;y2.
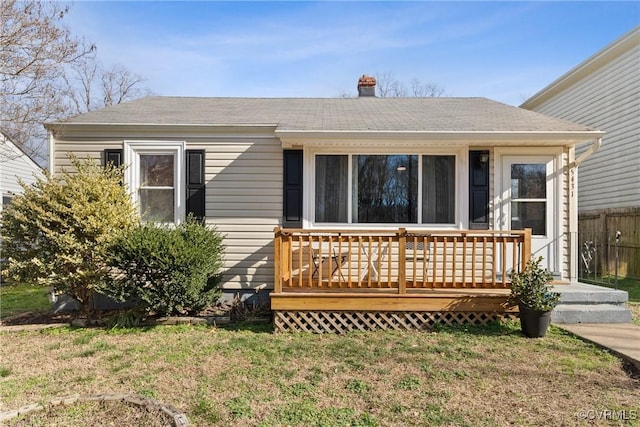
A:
409;78;445;97
62;55;153;116
101;64;151;108
375;72;446;98
61;47;101;115
1;0;93;163
1;1;151;165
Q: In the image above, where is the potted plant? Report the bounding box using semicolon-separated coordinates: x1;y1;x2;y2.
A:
509;256;560;338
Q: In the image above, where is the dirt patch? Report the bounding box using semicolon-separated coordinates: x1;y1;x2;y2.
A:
3;395;188;427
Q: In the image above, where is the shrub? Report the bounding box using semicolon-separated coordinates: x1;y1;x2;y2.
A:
509;256;560;312
0;157;138;314
106;218;225;316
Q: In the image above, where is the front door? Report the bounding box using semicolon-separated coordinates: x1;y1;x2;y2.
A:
501;156;557;275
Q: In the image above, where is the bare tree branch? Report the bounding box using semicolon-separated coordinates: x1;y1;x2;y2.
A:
101;64;152;107
410;78;446;97
1;1;152;166
375;72;446;98
1;0;90;164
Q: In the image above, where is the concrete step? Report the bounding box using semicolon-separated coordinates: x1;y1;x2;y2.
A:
551;283;628;305
552;304;632;324
549;282;632;324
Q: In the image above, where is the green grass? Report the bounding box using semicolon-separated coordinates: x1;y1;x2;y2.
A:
1;321;639;426
0;282;51;318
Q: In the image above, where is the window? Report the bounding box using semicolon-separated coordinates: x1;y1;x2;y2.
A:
423;155;455;224
315;155;348;222
314;153;456;225
510;163;546;235
354;155;418;223
139;154;175;222
124;141;185;223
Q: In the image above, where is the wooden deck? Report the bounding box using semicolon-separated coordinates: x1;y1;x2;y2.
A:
272;228;531;332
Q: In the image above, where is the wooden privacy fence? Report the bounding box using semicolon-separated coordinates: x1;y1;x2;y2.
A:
274;228;531;293
578;208;640;279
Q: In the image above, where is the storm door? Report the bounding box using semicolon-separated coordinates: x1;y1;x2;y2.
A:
502;156;557;274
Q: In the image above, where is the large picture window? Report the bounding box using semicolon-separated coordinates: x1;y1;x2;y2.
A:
314;153;456;225
354;155;418;223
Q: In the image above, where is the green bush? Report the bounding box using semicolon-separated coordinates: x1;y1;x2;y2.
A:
0;157;138;314
509;256;560;312
106;218;225;316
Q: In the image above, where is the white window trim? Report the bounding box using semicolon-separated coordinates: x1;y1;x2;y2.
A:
124;140;186;223
304;145;468;230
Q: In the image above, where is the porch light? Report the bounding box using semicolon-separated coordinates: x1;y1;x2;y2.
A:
397;165;407;171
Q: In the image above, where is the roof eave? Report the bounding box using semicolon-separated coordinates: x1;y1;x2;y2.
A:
45;122;278;129
276;130;605;147
45;122;279;138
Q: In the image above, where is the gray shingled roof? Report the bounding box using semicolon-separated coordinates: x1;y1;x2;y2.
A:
51;96;596;133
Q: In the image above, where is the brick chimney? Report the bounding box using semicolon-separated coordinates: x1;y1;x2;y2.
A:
357;75;376;97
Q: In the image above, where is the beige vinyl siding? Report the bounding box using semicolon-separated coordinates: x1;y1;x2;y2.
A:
526;37;640;212
54;140;122;173
197;137;281;291
192;136;282;289
52;130;283;291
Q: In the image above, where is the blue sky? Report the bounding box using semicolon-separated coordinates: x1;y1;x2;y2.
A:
66;1;639;106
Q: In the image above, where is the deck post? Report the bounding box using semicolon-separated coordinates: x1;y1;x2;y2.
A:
398;228;406;294
522;228;532;270
274;227;282;294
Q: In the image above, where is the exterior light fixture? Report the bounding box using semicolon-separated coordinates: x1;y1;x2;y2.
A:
397;165;407;171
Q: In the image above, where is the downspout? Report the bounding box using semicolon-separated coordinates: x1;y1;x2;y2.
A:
573;137;602;167
568;137;602;281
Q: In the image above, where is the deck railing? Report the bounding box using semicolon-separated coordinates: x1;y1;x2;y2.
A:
273;228;531;294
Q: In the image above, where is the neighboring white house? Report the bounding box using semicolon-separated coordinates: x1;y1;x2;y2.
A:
0;132;45;213
45;77;603;299
521;26;640;278
521;26;640;213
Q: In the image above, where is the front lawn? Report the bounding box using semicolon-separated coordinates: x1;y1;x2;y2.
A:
1;322;638;426
0;282;50;319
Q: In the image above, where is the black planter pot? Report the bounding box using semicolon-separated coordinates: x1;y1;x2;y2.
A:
518;304;552;338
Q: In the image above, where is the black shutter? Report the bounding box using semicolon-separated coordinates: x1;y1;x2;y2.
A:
469;150;490;230
104;149;123;167
283;150;303;228
186;150;206;221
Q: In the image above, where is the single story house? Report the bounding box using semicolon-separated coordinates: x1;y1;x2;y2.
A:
46;76;604;331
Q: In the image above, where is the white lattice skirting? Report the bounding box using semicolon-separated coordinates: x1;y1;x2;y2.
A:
273;311;517;333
